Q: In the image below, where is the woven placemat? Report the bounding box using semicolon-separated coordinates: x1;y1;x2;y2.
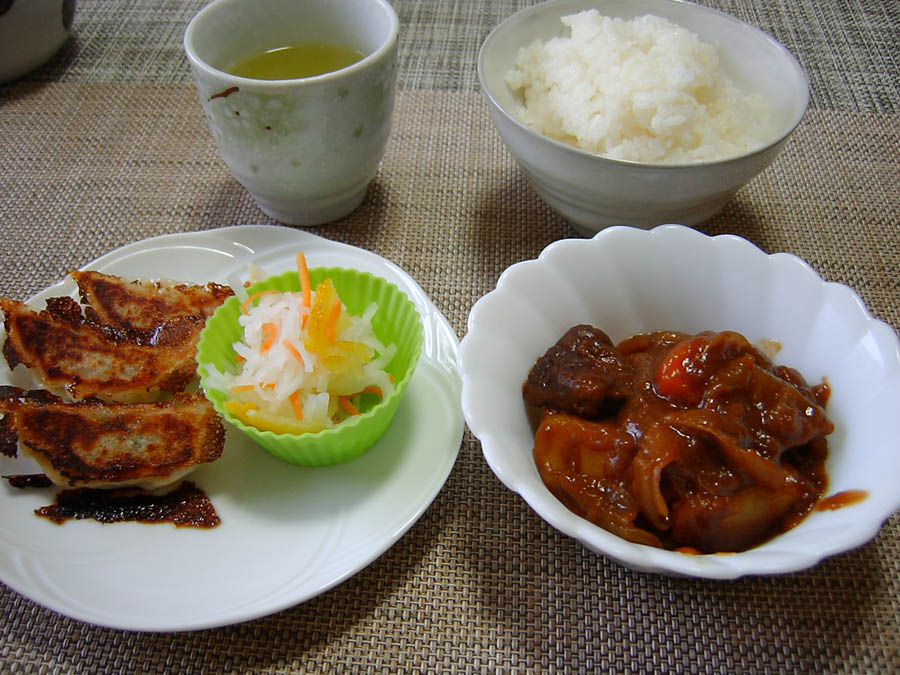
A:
2;0;899;670
2;84;899;326
1;81;898;672
24;0;900;116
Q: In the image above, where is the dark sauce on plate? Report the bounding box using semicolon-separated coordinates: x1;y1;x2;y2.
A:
3;473;54;488
35;481;220;528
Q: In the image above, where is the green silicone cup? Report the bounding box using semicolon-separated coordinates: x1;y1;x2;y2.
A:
196;267;423;466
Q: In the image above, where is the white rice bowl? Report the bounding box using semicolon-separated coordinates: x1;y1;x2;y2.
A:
506;11;775;164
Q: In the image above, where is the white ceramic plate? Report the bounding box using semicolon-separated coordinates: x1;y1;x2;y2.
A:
0;225;463;631
459;224;900;579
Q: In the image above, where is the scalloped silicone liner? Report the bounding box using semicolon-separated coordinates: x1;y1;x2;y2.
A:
198;267;423;466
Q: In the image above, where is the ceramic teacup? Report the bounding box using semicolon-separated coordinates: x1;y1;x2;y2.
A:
184;0;398;225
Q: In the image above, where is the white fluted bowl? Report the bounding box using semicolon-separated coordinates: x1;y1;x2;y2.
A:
459;225;900;578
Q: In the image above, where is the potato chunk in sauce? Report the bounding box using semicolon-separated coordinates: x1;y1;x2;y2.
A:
524;326;833;553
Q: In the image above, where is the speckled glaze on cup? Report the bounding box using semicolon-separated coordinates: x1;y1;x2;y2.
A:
184;0;398;225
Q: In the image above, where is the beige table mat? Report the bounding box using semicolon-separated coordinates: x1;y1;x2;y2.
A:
1;81;899;673
3;83;899;326
2;0;900;671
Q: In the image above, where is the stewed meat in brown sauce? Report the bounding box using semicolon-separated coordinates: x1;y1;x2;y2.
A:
524;326;834;553
522;326;632;418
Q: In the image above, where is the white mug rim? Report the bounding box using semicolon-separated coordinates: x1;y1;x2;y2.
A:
183;0;399;87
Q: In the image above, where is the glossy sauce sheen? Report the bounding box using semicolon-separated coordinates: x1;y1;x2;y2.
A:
35;481;220;528
524;327;841;553
815;489;868;511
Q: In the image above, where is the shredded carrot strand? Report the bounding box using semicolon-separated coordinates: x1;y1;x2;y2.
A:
338;396;359;416
297;252;312;308
361;385;382;397
235;353;246;363
289;391;304;419
282;339;305;367
241;289;279;314
324;299;342;342
260;323;277;352
231;383;274;393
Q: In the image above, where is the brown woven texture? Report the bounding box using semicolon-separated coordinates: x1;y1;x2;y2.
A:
2;0;899;672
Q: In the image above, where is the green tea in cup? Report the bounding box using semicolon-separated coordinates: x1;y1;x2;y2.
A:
184;0;398;225
227;41;365;80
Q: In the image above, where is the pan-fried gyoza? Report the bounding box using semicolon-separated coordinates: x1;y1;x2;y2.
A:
71;270;233;332
1;295;205;402
0;272;231;506
0;386;224;489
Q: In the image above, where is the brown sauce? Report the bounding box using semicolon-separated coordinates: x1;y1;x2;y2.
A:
815;489;868;511
35;481;220;528
524;326;837;554
3;473;54;488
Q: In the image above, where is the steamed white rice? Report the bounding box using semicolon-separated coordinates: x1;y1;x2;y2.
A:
505;11;774;164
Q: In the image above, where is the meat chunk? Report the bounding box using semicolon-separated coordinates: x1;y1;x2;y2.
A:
523;325;633;418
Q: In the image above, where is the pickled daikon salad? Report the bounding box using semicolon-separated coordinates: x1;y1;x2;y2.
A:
203;253;396;435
